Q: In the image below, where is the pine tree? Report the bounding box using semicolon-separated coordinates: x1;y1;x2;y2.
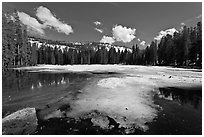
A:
182;26;191;66
132;45;136;65
196;22;202;67
189;27;197;64
13;10;24;66
2;13;9;69
31;43;38;65
51;50;56;65
22;26;29;66
2;13;16;69
149;41;157;65
108;47;116;64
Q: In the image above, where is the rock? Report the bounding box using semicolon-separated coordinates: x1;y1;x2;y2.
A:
91;115;110;129
82;110;110;129
124;127;135;134
2;108;38;135
43;110;64;120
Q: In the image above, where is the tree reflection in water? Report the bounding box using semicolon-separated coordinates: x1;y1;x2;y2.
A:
158;87;201;110
3;70;91;92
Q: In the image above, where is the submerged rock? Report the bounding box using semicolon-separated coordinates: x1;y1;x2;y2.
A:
2;108;38;135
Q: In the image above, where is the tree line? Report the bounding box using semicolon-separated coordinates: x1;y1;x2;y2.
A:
3;11;32;69
134;21;202;68
156;22;202;67
31;42;135;65
2;11;202;71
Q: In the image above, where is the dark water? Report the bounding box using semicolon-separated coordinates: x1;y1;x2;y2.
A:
2;70;202;135
146;87;202;135
2;70;93;118
2;70;92;93
158;87;202;110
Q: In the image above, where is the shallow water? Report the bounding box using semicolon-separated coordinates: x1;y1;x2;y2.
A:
2;70;93;118
2;69;202;135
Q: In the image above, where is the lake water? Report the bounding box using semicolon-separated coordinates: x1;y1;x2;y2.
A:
2;69;202;135
2;70;93;118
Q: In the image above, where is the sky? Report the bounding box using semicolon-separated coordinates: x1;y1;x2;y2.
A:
2;2;202;48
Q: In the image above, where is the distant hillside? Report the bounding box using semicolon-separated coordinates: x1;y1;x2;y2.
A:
28;36;132;53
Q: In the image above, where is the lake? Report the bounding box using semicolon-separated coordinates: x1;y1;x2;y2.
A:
2;65;202;135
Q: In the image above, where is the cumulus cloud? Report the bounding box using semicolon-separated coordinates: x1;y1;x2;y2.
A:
154;28;178;41
17;11;45;36
140;41;146;46
180;22;185;26
95;28;103;33
36;6;73;35
196;14;202;19
17;6;73;36
94;21;102;26
112;25;136;43
98;24;136;44
100;36;115;44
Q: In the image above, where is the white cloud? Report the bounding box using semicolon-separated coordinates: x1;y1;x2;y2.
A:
94;21;102;26
36;6;73;35
180;22;185;26
112;25;136;43
154;28;178;41
17;6;73;36
17;11;45;36
140;41;146;46
100;36;115;44
137;38;141;42
196;14;202;19
95;28;103;33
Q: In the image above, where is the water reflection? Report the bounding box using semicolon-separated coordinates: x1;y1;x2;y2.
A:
2;70;91;93
2;69;93;118
158;87;202;109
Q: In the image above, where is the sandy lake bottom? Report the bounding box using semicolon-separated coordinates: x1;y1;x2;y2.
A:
2;65;202;135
